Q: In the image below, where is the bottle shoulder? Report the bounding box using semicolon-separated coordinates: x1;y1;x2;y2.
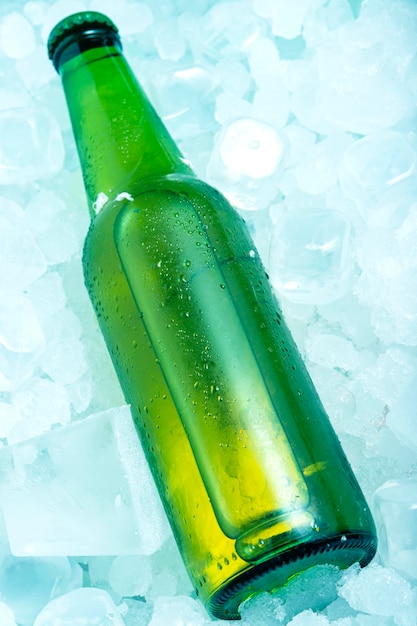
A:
87;174;245;236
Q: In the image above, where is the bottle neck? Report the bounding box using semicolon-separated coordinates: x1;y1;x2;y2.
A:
58;44;194;217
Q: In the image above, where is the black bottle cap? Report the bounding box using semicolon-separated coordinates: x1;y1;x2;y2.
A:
47;11;122;71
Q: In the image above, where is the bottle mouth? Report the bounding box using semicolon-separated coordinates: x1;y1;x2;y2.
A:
47;11;122;72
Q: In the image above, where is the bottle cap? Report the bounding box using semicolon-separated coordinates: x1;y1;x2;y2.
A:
47;11;120;69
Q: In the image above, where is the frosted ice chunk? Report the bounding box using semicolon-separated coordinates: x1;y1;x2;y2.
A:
0;346;40;395
27;272;67;327
295;134;352;195
0;294;44;354
207;118;285;210
290;60;339;135
246;39;289;126
0;403;21;440
23;1;48;25
316;27;413;133
281;564;342;621
0;601;17;626
240;591;286;624
36;225;80;265
16;46;56;91
154;19;186;61
0;406;171;556
144;61;216;139
282;123;317;167
215;58;251;98
386;373;417;454
0;107;64;184
306;333;359;372
11;376;71;436
355;211;417;345
148;596;206;626
356;347;417;409
148;536;193;601
270;0;313;39
287;611;330;625
373;478;417;582
269;208;354;304
121;598;152;626
88;0;153;37
0;201;47;295
40;336;87;385
0;556;82;626
215;92;255;125
0;12;36;59
108;555;152;597
247;37;280;87
339;131;417;202
197;1;264;60
33;587;126;626
219;118;284;178
253;82;290;128
338;562;417;622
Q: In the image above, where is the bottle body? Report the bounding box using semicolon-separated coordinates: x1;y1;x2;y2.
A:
48;13;377;619
83;173;376;618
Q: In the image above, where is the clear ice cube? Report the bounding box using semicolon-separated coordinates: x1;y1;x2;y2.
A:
0;406;171;557
0;107;64;184
373;478;417;582
0;555;82;626
33;587;126;626
269;208;354;305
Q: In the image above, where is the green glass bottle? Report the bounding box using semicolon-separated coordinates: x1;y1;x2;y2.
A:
47;12;376;620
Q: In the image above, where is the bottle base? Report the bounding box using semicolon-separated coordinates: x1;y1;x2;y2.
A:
207;532;377;620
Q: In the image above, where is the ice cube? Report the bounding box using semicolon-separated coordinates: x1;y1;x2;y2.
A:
16;45;56;91
0;12;36;59
215;58;251;98
270;0;313;39
0;601;17;626
40;336;87;385
27;272;67;328
121;598;153;626
386;374;417;454
373;478;417;582
338;562;417;622
154;19;186;61
108;555;152;598
306;333;359;373
287;611;331;626
240;591;286;625
23;1;48;25
207;117;285;210
197;1;264;60
219;118;284;178
316;27;413;133
33;587;126;626
269;208;354;305
247;37;280;87
295;134;352;195
10;376;71;437
0;294;44;354
143;60;216;139
0;406;171;556
148;596;206;626
0;555;82;626
0;107;64;184
0;200;47;295
0;403;21;440
338;131;417;203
